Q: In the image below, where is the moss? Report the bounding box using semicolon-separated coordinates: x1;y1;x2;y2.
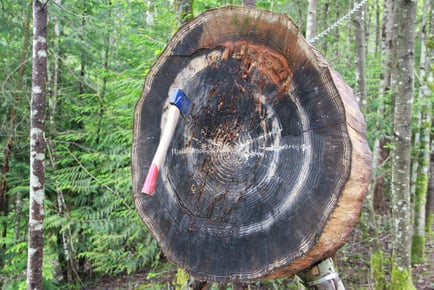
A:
426;212;433;234
175;268;189;290
411;235;426;264
371;250;386;290
389;265;415;290
412;156;429;263
427;37;434;49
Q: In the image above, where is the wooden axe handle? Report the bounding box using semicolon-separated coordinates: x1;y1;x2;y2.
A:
142;105;180;195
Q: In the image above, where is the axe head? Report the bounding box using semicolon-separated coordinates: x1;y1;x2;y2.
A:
170;88;191;117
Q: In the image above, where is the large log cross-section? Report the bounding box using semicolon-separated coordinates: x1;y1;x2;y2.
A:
132;6;372;282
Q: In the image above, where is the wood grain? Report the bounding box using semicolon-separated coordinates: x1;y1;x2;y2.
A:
132;6;372;282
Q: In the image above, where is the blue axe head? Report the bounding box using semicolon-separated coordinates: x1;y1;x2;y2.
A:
170;88;191;117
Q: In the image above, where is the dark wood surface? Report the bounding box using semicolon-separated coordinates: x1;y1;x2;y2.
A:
132;6;371;282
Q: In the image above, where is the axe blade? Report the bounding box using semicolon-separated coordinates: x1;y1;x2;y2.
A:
170;88;191;117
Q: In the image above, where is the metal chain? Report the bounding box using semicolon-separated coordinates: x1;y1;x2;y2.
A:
309;0;369;43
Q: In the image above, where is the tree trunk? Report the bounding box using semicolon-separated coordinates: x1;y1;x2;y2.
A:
412;0;432;264
345;0;353;66
390;0;417;287
321;0;330;53
79;1;86;96
374;0;381;55
372;0;394;213
365;139;387;289
354;5;387;289
427;151;434;233
14;191;23;243
175;0;194;27
306;0;317;41
242;0;256;8
353;3;367;109
332;4;341;59
26;1;48;289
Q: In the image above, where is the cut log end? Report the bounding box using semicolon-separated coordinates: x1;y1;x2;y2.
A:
132;6;372;282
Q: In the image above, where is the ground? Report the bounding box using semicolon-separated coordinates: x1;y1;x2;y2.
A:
85;225;434;289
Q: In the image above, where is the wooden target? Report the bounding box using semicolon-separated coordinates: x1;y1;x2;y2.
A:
132;6;372;282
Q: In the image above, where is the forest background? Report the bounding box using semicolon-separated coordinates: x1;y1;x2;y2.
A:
0;0;432;289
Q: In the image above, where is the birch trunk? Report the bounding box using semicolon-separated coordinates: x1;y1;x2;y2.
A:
371;0;394;213
26;1;48;289
390;0;417;287
353;3;367;109
306;0;317;41
427;152;434;233
411;0;432;264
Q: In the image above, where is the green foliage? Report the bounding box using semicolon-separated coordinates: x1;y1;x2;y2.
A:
0;0;432;289
0;234;59;290
1;0;173;286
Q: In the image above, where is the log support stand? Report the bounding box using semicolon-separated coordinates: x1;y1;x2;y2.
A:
297;258;345;290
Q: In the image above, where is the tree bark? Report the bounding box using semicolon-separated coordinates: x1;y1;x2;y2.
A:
175;0;194;27
374;0;381;55
242;0;256;8
333;4;341;60
345;0;353;65
353;5;387;289
427;150;434;233
26;1;48;289
321;0;330;53
79;1;86;96
390;0;417;287
305;0;317;42
411;0;432;264
372;0;394;213
353;4;367;109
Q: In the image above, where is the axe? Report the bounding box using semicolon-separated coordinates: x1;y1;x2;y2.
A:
142;88;191;195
